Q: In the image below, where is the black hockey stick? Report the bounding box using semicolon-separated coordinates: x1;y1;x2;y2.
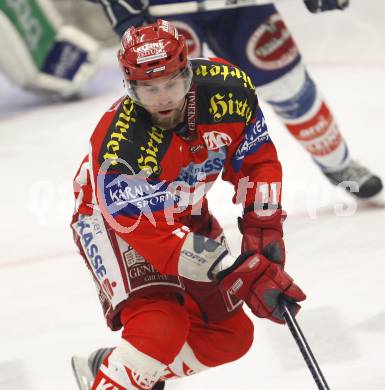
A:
279;298;330;390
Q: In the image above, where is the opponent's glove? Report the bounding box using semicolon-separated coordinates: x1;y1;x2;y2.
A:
215;252;306;324
91;0;154;37
239;208;286;268
0;1;99;98
304;0;349;13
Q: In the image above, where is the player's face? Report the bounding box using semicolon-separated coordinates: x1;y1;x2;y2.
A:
131;68;192;128
145;98;186;129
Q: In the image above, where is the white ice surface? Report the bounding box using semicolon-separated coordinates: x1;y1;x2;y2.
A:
1;1;385;389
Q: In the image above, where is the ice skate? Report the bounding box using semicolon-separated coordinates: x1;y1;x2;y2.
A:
71;355;94;390
72;347;165;390
324;160;384;204
72;347;113;390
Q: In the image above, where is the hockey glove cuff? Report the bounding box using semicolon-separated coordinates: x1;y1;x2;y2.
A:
239;208;286;268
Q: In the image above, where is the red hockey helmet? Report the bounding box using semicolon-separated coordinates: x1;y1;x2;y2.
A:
118;19;189;81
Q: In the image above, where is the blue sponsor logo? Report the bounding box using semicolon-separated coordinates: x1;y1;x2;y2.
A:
232;107;271;172
177;149;226;186
100;173;179;217
77;215;106;280
42;41;87;80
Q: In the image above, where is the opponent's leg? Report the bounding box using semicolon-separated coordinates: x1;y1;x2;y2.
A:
202;5;383;200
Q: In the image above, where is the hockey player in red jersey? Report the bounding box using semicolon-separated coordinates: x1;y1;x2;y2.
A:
90;0;383;202
71;20;306;390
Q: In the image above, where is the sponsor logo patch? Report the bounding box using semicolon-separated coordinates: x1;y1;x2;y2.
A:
135;42;167;64
286;102;342;156
246;13;299;70
177;149;226;186
195;63;256;91
102;173;179;216
209;92;253;124
137;126;166;176
76;215;117;299
203;131;232;150
232;107;271;172
102;99;136;165
229;278;244;295
186;89;197;136
146;65;166;75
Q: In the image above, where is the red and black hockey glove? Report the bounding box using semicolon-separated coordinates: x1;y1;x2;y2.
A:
239;208;286;268
213;207;305;323
215;252;306;324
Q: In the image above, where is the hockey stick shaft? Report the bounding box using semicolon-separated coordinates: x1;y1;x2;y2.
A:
279;299;331;390
149;0;275;16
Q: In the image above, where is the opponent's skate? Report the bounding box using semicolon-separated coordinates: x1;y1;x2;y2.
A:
324;160;383;203
71;348;165;390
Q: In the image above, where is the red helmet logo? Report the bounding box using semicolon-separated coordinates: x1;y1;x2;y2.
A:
118;19;189;81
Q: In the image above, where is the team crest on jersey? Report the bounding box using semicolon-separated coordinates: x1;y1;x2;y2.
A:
246;13;299;70
203;131;232;150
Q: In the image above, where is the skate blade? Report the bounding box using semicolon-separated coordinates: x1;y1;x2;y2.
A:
71;356;93;390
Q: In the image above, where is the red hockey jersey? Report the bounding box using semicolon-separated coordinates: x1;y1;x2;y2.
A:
73;58;282;278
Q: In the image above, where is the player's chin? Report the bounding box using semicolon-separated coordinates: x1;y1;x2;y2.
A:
153;113;180;129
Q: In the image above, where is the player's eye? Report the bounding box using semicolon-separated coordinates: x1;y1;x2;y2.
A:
142;85;158;93
166;81;177;90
